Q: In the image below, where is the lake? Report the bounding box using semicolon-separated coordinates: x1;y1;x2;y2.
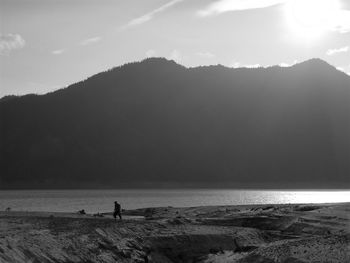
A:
0;189;349;213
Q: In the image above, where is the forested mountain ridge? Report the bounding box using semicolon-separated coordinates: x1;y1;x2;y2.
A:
1;58;349;189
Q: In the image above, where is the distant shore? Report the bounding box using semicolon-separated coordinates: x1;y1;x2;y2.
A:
1;202;349;263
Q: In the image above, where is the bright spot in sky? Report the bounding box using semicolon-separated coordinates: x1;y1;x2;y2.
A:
285;0;341;41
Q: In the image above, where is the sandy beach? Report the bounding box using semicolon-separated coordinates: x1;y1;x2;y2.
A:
0;202;349;262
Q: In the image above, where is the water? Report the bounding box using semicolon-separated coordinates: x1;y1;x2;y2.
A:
0;189;349;213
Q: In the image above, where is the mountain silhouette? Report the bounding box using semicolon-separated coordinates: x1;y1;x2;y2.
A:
1;58;349;189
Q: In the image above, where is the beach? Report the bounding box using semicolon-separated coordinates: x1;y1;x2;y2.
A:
1;202;349;262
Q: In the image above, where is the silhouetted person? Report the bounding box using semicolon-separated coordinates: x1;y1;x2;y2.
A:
114;201;122;221
78;209;86;215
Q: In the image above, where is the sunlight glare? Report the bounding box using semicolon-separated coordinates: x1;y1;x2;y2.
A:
285;0;341;41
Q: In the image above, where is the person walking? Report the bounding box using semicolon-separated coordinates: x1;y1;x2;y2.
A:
113;201;122;221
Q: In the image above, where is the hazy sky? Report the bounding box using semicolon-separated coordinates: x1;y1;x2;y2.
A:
1;0;350;97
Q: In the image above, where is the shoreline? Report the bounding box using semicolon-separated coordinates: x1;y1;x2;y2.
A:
1;202;349;262
1;189;349;214
2;201;349;216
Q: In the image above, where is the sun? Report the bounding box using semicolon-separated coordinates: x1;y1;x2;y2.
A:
285;0;341;41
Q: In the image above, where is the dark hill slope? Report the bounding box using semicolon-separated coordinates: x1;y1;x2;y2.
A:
1;58;349;189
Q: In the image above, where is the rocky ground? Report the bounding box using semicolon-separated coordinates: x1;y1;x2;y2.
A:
0;203;349;262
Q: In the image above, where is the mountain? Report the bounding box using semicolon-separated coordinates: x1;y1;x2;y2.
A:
1;58;349;189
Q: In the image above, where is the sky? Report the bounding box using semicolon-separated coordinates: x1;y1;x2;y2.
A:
0;0;350;97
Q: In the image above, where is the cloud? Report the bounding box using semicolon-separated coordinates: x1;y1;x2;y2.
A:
326;46;349;56
52;49;66;55
279;62;290;67
279;60;298;67
230;61;261;68
197;0;350;34
169;49;182;62
244;63;261;68
231;60;300;68
126;0;184;27
0;34;25;55
79;36;101;46
146;49;156;57
230;62;241;68
196;51;215;59
331;10;350;34
197;0;286;17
